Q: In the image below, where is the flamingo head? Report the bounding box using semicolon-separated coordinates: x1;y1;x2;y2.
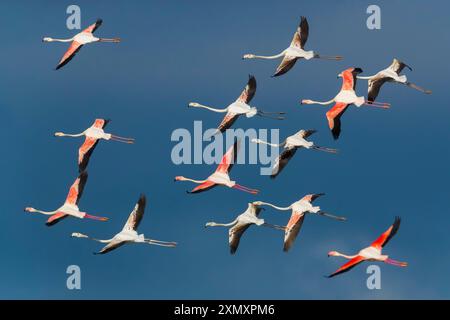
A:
71;232;88;238
205;222;216;228
301;99;314;105
42;37;54;42
174;176;186;182
188;102;200;108
328;251;339;257
242;54;255;59
54;132;64;137
24;207;36;213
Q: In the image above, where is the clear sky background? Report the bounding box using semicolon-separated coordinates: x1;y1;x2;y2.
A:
1;0;449;299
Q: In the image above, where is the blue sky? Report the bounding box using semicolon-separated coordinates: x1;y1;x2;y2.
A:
1;0;449;299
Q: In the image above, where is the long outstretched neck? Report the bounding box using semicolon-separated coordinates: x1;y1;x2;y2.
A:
180;177;207;184
206;219;238;228
57;132;85;137
189;103;228;113
302;99;335;106
33;209;57;215
357;75;376;80
245;51;285;60
257;202;292;211
333;252;357;259
72;233;113;243
251;138;282;148
46;38;74;42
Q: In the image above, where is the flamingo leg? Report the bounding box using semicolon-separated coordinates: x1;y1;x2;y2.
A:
233;184;259;195
385;258;408;267
110;135;135;144
84;214;109;222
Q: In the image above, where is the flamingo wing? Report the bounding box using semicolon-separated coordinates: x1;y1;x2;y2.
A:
95;239;125;255
301;193;325;203
328;256;366;278
78;137;100;172
82;19;103;34
229;222;251;255
299;129;317;139
340;67;362;91
91;118;110;129
368;76;389;102
188;180;217;194
389;58;412;75
326;102;349;140
292;16;309;48
217;140;239;174
217;112;240;133
65;171;88;206
236;75;257;104
46;212;69;227
122;194;146;231
270;147;297;179
371;216;401;250
273;55;298;77
56;41;83;70
283;212;305;252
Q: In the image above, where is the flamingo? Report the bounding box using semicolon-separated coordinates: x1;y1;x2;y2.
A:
301;67;391;140
24;171;108;226
43;19;120;70
72;194;177;254
357;58;432;102
242;16;343;77
174;140;259;194
188;75;284;134
205;201;285;254
257;194;346;252
251;129;337;178
54;119;134;172
327;217;407;278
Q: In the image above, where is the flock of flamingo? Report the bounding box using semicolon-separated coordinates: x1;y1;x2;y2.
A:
25;16;430;277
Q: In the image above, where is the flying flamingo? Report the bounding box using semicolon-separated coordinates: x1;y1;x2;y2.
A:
24;171;108;226
71;194;177;254
301;67;391;140
327;217;407;278
175;140;259;194
252;129;337;178
257;194;346;252
43;19;120;70
188;75;284;134
54;119;134;172
205;201;285;254
242;16;343;77
356;58;432;102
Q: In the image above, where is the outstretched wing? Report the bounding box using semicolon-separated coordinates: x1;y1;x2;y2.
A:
91;118;110;129
367;77;389;102
95;239;125;255
217;112;240;133
326;102;349;140
217;140;239;174
65;171;88;205
371;216;401;250
301;193;325;203
236;75;257;104
283;212;305;252
299;129;317;139
78;137;99;172
328;256;366;278
389;58;412;75
340;68;362;91
56;41;83;70
188;180;217;194
270;147;297;179
292;16;309;49
83;19;103;34
273;56;298;77
122;195;146;231
229;222;251;255
46;212;69;227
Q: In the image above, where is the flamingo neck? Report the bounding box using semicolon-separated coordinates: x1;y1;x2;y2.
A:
49;38;74;43
60;132;85;137
334;252;357;259
258;202;292;211
250;52;285;60
356;75;376;80
308;99;335;105
182;177;207;184
207;220;238;228
252;139;281;148
191;104;228;113
34;209;57;215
